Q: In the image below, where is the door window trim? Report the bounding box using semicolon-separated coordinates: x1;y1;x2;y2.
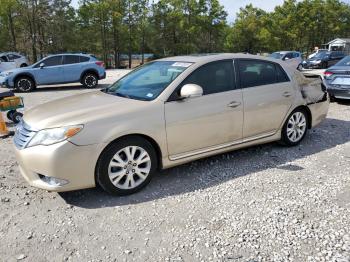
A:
167;59;237;102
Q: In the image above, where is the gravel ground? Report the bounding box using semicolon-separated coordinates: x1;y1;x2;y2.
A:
1;71;350;262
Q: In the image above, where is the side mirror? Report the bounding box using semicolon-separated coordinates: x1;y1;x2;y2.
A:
39;63;45;69
180;84;203;99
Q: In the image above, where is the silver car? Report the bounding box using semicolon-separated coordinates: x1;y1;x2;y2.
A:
13;54;329;195
0;52;29;72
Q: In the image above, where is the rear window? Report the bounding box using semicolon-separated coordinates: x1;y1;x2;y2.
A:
335;56;350;66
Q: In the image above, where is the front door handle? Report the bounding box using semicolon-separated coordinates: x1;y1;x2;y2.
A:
283;91;291;97
227;101;241;108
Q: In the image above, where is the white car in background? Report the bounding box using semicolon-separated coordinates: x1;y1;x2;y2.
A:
0;52;29;72
268;51;303;69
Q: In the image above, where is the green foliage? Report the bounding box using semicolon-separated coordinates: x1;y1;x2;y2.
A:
0;0;349;66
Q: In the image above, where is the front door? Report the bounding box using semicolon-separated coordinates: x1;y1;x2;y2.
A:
237;59;294;139
165;60;243;159
32;55;64;85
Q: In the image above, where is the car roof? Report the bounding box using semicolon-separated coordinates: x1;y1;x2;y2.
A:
47;53;91;57
158;53;286;64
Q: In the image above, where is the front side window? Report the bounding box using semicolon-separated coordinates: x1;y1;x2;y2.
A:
106;61;191;101
181;60;235;96
42;56;63;67
238;60;281;88
64;55;80;65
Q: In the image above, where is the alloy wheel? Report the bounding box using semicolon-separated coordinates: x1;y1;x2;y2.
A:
286;111;307;143
108;146;151;190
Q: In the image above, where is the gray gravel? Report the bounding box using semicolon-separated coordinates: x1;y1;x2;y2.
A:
1;73;350;261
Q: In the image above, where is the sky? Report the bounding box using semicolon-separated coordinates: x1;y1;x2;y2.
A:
70;0;286;22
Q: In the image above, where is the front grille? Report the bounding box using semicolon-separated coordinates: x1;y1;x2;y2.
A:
13;121;37;149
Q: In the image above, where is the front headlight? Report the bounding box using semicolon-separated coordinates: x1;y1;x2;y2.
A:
1;71;13;77
315;60;322;64
27;125;83;147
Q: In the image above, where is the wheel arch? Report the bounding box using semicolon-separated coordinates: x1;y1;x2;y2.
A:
292;105;312;129
95;134;164;177
14;73;37;87
80;69;99;83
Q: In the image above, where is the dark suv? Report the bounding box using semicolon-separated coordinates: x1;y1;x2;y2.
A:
302;51;346;69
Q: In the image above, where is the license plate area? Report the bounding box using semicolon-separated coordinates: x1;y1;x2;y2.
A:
331;76;350;86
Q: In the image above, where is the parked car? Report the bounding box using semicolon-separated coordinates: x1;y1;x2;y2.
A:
308;49;328;59
0;52;29;67
13;54;329;195
0;52;29;71
324;55;350;100
268;51;303;69
302;51;346;69
0;53;106;92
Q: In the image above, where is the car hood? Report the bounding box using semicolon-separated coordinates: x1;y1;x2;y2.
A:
23;90;148;130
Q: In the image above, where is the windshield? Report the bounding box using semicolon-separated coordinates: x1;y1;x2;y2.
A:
268;52;283;59
105;61;192;101
335;56;350;66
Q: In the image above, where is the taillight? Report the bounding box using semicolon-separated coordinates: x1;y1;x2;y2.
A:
95;61;105;68
324;71;333;78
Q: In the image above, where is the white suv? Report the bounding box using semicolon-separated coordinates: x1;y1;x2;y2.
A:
0;52;29;72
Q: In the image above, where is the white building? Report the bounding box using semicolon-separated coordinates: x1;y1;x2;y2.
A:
323;38;350;54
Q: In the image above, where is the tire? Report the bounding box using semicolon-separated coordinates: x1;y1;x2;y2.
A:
15;76;35;92
6;110;16;121
297;63;303;71
82;73;98;89
12;111;23;124
321;62;328;69
281;109;308;146
96;136;158;195
20;64;28;68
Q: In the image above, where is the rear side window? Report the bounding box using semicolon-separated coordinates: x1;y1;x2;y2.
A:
238;60;277;88
64;55;80;64
276;64;290;83
181;60;235;95
43;56;63;67
80;56;90;62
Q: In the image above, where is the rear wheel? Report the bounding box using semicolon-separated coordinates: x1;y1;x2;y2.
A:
281;109;308;146
15;76;35;92
96;137;158;195
20;64;28;68
82;73;98;89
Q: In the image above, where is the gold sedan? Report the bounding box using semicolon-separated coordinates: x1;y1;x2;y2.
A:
13;54;329;195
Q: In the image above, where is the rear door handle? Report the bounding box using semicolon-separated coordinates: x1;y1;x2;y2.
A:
283;91;291;97
227;101;241;108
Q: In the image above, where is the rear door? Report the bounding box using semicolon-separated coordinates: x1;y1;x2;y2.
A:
165;60;243;158
237;59;294;139
62;55;82;83
32;55;64;85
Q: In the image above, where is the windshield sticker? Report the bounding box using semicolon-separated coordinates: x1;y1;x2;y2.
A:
172;62;192;68
146;93;154;98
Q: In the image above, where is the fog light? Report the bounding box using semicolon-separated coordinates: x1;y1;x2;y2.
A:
38;174;69;187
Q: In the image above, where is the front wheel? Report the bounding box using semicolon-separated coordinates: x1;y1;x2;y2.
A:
12;111;23;124
15;76;35;92
82;73;98;89
281;109;308;146
96;137;158;195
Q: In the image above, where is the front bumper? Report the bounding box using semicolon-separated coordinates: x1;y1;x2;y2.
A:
0;76;10;88
302;63;322;69
14;141;106;192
